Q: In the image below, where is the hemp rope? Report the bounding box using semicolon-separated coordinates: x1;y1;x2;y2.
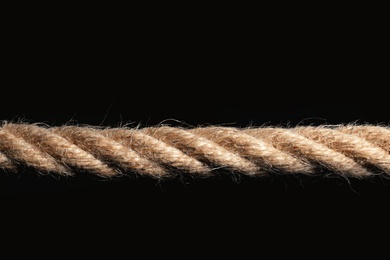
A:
0;123;389;179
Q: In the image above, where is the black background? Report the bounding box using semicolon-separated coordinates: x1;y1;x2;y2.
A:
1;10;389;253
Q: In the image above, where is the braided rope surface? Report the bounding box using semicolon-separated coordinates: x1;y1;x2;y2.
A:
1;123;389;178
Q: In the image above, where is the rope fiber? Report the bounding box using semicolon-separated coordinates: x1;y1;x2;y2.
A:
1;123;390;178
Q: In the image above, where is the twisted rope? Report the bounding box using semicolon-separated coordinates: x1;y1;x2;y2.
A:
1;123;389;178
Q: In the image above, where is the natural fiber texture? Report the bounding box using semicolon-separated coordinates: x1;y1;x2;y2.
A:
1;123;390;179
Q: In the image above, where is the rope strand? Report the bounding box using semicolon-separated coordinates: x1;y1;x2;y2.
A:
1;123;389;178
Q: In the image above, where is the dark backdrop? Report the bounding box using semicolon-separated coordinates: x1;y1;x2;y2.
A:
1;16;388;252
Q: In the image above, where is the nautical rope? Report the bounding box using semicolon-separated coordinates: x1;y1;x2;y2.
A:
1;123;389;178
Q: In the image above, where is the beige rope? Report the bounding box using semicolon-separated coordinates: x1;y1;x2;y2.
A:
1;123;389;178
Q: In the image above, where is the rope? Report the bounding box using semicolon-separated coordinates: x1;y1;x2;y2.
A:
1;123;389;178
